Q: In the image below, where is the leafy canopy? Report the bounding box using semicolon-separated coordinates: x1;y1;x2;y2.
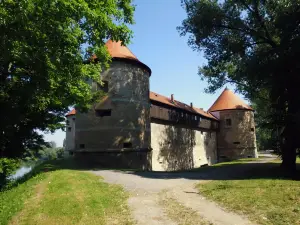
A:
0;0;134;158
179;0;300;170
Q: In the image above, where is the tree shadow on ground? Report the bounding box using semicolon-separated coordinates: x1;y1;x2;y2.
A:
129;161;300;181
40;158;300;181
4;158;299;192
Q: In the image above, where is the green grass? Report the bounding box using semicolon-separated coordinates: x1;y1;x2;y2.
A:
0;173;47;225
0;161;133;225
196;161;300;225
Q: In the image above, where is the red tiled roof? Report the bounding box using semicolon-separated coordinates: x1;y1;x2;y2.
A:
105;40;139;62
66;92;218;120
66;108;76;117
208;88;253;112
103;40;151;75
150;92;218;120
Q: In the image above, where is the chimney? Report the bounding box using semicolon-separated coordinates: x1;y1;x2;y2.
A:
190;102;193;108
171;94;174;102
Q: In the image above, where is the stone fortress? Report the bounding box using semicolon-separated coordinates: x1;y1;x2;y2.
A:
65;40;258;171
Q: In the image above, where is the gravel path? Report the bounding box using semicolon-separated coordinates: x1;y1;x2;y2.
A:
92;158;275;225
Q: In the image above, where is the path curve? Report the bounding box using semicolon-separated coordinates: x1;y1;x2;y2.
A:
92;158;275;224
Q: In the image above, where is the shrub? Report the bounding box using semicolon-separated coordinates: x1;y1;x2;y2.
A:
0;158;20;187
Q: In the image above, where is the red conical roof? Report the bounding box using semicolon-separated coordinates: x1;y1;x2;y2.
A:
208;88;253;112
104;40;151;75
105;40;139;61
66;108;76;117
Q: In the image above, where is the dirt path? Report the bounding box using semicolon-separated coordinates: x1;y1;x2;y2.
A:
93;161;265;225
92;158;275;225
9;176;50;225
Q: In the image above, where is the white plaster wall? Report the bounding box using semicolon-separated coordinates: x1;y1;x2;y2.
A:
151;122;217;171
193;131;217;167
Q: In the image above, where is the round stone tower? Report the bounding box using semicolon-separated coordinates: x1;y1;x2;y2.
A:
74;40;152;169
208;88;258;161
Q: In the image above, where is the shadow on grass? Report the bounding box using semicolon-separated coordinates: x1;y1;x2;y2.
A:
3;157;300;191
37;158;300;181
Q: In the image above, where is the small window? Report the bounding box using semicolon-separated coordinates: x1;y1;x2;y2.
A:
181;112;184;117
79;144;85;149
233;141;240;144
251;128;254;132
68;127;71;132
72;118;75;121
201;131;203;134
225;118;232;127
195;115;197;120
95;109;111;117
66;120;70;125
123;142;132;148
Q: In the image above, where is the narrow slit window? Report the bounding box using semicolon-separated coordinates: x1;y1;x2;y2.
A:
68;127;71;132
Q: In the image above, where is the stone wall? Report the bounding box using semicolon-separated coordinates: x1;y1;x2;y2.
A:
212;110;258;160
73;151;152;170
151;122;217;171
75;60;151;152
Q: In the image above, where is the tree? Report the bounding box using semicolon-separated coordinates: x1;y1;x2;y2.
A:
0;0;134;158
251;90;274;151
49;141;57;149
179;0;300;171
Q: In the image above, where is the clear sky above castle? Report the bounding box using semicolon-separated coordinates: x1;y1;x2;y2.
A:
44;0;247;147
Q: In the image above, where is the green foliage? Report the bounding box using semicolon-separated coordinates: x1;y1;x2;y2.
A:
251;89;274;151
179;0;300;170
0;158;20;187
0;0;135;158
39;147;64;160
23;146;65;161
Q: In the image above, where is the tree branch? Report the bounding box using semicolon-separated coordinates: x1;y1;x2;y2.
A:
252;1;277;48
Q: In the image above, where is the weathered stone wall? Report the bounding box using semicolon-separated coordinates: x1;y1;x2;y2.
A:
65;114;76;157
75;60;151;159
215;110;258;160
151;122;217;171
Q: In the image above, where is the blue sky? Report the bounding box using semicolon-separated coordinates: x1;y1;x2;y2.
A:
44;0;244;147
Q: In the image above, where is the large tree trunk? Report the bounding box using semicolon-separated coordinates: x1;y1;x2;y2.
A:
281;139;297;172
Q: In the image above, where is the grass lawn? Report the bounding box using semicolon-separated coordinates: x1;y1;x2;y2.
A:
196;161;300;225
0;161;133;225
